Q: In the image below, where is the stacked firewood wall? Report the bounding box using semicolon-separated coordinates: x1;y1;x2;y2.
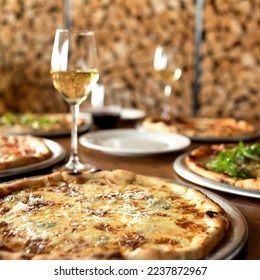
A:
199;0;260;120
0;0;195;116
0;0;259;120
72;0;195;118
0;0;67;113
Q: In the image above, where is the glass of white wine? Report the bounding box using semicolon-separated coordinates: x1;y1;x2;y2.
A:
153;46;182;121
50;29;99;173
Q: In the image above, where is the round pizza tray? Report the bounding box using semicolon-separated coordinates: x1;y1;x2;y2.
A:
186;131;260;143
0;139;66;179
32;122;91;137
173;153;260;199
165;178;248;260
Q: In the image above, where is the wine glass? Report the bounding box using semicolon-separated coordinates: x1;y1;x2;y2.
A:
50;29;99;173
153;46;182;121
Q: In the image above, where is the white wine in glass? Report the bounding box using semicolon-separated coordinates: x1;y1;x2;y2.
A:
153;46;182;121
51;29;99;173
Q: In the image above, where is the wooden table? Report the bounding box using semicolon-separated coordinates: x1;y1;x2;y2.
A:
1;122;259;260
54;125;260;260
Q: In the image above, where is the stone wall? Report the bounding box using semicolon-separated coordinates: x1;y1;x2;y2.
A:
199;0;260;120
0;0;259;120
0;0;66;113
72;0;195;118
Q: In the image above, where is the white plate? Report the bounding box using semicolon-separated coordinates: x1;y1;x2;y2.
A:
120;108;146;120
79;129;191;156
174;153;260;199
0;139;66;178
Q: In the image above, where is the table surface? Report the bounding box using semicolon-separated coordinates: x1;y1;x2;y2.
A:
2;120;259;260
54;121;260;260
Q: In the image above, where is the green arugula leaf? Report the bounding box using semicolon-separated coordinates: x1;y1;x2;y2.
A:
205;142;260;179
0;112;20;127
1;112;61;129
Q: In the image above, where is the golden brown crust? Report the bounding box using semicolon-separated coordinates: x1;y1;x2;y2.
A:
0;135;52;170
0;169;229;260
185;156;237;185
235;179;260;190
0;251;33;260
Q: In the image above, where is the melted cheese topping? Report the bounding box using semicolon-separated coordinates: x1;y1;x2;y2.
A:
0;171;226;259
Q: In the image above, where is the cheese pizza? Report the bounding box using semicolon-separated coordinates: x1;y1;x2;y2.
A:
140;116;256;139
0;169;229;260
0;135;53;170
185;142;260;190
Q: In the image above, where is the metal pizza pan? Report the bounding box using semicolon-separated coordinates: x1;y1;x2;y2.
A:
173;153;260;199
0;139;66;179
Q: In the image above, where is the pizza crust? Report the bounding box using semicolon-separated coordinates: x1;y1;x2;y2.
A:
0;135;52;170
185;156;237;185
0;169;229;260
235;179;260;190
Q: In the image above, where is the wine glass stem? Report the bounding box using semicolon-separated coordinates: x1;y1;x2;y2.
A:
161;84;172;120
68;103;80;167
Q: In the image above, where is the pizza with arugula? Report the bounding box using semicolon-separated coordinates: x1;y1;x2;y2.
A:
185;142;260;190
0;112;88;136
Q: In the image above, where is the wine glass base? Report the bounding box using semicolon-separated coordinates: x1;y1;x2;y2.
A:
53;161;98;174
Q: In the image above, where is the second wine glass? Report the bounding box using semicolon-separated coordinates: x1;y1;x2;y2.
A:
153;46;182;121
51;29;99;173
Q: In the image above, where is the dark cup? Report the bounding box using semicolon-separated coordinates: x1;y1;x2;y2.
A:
91;106;121;129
